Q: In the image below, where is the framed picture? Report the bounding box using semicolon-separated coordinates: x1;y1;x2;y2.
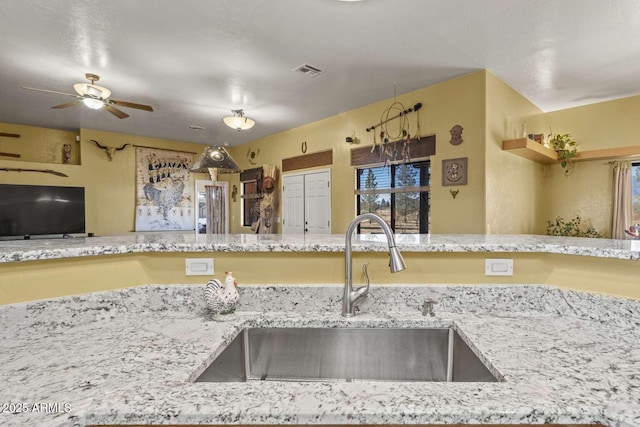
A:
442;157;467;186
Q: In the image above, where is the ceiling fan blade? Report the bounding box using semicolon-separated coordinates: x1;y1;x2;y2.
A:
52;100;81;109
104;104;130;119
110;99;154;111
21;86;79;98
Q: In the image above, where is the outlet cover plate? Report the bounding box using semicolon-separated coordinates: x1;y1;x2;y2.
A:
185;258;214;276
485;258;513;276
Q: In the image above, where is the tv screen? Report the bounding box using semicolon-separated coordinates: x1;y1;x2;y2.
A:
0;184;86;238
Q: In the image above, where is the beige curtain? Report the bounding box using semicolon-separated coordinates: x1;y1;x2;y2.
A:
205;184;226;234
612;161;632;239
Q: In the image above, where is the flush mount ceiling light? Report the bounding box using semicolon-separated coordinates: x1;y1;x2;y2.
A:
189;145;242;174
222;109;255;131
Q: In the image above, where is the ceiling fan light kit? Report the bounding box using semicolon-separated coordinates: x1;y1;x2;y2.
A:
82;98;104;110
222;109;255;131
21;73;153;119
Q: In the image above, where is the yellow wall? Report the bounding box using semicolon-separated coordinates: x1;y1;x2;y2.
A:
2;251;639;304
3;74;640;238
0;128;209;235
539;95;640;238
484;72;547;234
227;71;488;234
0;122;79;164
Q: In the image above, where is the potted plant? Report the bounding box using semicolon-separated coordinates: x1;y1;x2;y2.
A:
548;132;578;176
545;216;602;238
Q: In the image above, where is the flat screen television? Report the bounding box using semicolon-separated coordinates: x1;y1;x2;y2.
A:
0;184;86;239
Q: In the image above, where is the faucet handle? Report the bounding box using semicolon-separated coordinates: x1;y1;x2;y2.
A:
362;262;370;290
421;299;436;317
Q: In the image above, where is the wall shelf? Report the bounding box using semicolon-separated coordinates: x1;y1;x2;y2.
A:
574;145;640;161
502;138;640;164
502;138;558;164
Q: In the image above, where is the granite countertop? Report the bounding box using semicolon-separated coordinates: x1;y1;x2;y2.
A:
1;284;640;427
1;232;640;263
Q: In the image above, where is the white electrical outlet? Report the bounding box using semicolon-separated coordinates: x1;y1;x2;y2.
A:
485;258;513;276
185;258;214;276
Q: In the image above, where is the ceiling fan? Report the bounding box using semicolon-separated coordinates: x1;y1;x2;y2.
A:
21;73;153;119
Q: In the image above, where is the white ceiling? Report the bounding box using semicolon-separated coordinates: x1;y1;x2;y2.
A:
2;0;640;147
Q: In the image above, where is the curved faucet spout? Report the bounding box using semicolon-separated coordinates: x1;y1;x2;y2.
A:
342;213;406;317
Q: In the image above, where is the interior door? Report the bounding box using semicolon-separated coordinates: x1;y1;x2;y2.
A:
282;175;305;234
304;170;331;234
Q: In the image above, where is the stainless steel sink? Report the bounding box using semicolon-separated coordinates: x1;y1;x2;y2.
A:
196;328;499;383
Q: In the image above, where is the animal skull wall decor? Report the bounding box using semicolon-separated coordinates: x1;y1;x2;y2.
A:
91;139;130;161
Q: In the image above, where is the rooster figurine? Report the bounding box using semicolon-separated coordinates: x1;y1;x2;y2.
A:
204;271;240;315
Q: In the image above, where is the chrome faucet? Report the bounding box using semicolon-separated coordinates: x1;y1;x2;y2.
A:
342;213;406;317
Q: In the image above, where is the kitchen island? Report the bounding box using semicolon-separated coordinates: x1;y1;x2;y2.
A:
1;283;639;427
1;233;640;304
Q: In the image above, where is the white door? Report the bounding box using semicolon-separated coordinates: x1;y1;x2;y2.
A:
282;170;331;235
282;174;305;234
304;170;331;234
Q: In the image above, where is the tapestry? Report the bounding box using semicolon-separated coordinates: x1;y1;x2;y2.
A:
135;147;195;231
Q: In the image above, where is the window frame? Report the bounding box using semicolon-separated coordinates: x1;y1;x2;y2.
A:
355;161;430;234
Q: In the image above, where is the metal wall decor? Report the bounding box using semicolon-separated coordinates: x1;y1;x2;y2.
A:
247;148;260;165
449;124;463;145
442;157;467;186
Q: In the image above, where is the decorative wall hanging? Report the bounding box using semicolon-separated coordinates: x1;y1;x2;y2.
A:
301;141;307;153
365;102;422;133
231;185;238;202
442;157;467;186
0;132;21;138
91;140;130;161
63;144;72;164
93;139;197;162
0;132;21;158
0;167;67;177
246;148;260;165
135;147;195;231
450;189;459;199
0;152;20;158
250;164;278;234
449;125;463;146
365;102;423;164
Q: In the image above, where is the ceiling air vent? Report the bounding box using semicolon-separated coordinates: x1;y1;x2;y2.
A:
292;64;324;77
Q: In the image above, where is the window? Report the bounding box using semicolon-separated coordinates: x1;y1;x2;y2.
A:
633;162;640;225
355;162;430;234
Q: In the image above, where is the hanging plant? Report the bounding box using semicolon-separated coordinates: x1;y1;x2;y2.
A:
548;132;578;176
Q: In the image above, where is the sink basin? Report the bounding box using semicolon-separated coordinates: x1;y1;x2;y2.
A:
196;328;499;383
